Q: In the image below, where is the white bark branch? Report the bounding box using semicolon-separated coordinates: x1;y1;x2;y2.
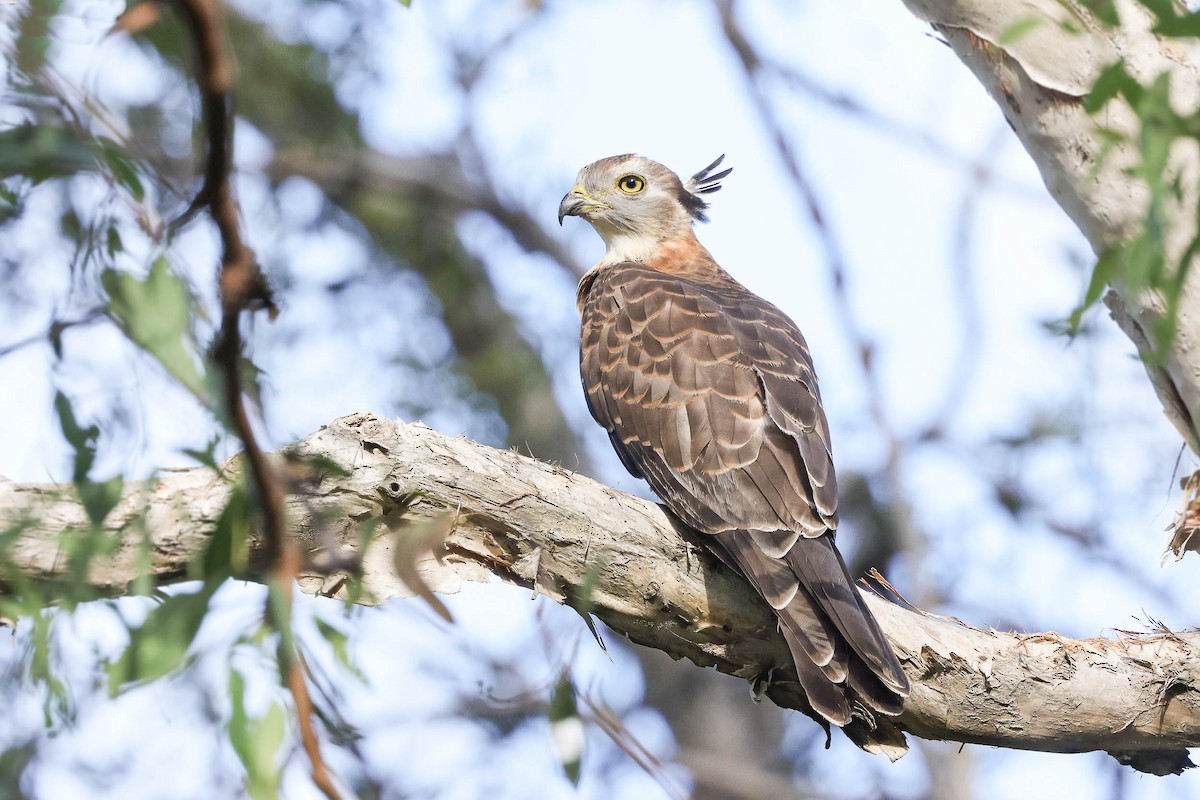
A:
1;414;1197;774
899;0;1200;460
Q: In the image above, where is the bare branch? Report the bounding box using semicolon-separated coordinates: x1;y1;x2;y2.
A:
2;414;1196;774
268;147;585;279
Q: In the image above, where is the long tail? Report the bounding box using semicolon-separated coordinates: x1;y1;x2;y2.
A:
712;530;908;725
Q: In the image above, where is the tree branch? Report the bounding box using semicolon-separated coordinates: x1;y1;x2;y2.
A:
898;0;1200;459
1;414;1197;775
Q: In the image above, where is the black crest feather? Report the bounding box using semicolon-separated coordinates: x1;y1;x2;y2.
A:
679;154;732;222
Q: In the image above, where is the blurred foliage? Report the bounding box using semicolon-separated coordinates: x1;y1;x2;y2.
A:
0;0;587;795
1068;0;1200;355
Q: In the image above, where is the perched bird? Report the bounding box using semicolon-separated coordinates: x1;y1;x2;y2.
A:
559;154;908;725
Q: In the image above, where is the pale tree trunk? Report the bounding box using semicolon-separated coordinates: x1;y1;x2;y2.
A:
1;414;1197;775
900;0;1200;460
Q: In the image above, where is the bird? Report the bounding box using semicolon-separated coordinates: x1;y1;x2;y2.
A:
559;153;909;726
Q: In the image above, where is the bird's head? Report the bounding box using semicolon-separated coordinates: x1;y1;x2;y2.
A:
559;154;731;262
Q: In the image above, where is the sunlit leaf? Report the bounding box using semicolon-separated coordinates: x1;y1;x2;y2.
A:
102;256;207;398
998;16;1043;46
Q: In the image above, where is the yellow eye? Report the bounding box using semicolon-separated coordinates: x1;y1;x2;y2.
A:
617;174;646;194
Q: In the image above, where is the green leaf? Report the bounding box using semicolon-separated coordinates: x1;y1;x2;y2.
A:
182;434;223;468
97;137;145;202
1067;246;1121;335
998;16;1043;46
27;612;70;727
229;669;286;800
200;481;250;579
53;391;123;527
53;391;97;483
548;673;582;786
105;226;123;258
0;125;96;183
1080;0;1119;26
315;617;365;682
1154;13;1200;37
1083;60;1136;113
107;582;218;692
76;475;124;531
102;256;207;398
266;579;295;671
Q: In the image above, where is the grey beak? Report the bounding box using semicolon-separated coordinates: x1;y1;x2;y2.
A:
558;192;586;226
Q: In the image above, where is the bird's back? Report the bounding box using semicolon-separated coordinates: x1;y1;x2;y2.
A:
579;260;908;724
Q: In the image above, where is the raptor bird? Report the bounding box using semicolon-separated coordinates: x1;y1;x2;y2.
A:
559;153;908;725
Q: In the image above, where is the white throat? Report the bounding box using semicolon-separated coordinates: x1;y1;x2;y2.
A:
598;231;663;266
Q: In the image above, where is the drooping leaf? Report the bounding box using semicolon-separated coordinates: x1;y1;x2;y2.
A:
548;672;583;786
53;391;124;528
200;481;250;580
391;512;455;623
106;582;219;692
229;668;286;800
315;617;365;682
97;137;145;202
53;391;96;483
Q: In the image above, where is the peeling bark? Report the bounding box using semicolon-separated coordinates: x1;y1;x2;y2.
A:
0;414;1197;774
901;0;1200;461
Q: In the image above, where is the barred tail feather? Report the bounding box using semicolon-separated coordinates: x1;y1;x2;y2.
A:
713;530;908;724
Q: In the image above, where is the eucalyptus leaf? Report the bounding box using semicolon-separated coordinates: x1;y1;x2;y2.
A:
102;257;208;399
107;582;219;693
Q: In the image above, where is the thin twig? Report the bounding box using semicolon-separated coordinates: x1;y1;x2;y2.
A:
172;1;338;797
0;309;104;359
763;61;1042;202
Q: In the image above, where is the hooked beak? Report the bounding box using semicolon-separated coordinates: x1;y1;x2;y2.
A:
558;184;606;225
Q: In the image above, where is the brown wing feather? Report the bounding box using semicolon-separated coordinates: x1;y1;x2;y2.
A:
580;262;908;722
